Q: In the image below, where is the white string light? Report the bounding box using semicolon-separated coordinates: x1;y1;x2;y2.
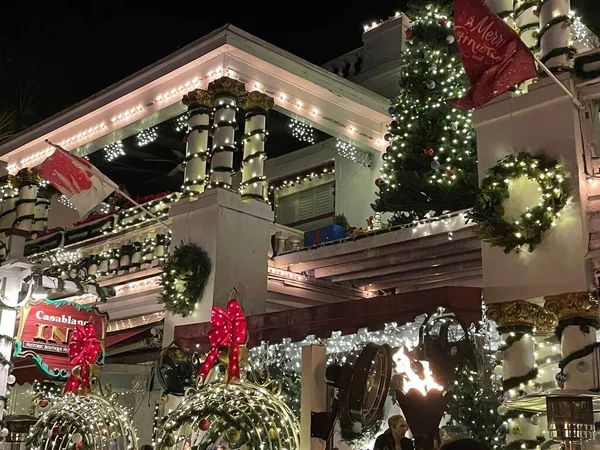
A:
288;119;315;144
103;140;125;162
136;127;159;147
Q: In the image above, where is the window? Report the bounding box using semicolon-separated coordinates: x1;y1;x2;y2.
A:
276;182;335;230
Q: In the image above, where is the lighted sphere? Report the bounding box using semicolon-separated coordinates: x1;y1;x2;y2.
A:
493;365;503;376
0;428;7;438
156;381;299;450
446;35;455;44
26;392;138;450
7;374;15;385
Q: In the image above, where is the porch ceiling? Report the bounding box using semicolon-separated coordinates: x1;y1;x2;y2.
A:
271;211;483;294
0;25;390;174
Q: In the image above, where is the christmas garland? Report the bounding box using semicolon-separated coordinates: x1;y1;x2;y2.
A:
159;242;212;317
467;152;569;254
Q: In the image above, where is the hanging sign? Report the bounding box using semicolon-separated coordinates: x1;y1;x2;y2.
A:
14;299;108;379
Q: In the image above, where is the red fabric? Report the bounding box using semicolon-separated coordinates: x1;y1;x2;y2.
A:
198;299;247;383
448;0;537;110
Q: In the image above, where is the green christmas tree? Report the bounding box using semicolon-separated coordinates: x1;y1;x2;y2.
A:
372;0;478;225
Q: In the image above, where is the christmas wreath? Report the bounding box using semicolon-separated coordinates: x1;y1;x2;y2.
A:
467;152;569;254
160;242;212;317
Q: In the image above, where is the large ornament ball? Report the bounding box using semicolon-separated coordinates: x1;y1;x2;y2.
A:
405;29;413;39
268;427;279;440
531;414;540;426
0;428;7;438
7;375;15;385
199;418;211;431
425;148;434;156
532;383;543;393
426;80;436;89
52;426;62;436
38;398;49;408
439;17;447;25
446;169;455;177
72;433;83;443
493;365;503;376
495;350;505;361
75;443;86;450
450;122;459;131
375;178;382;187
226;428;241;444
430;160;441;170
497;405;508;416
446;35;455;44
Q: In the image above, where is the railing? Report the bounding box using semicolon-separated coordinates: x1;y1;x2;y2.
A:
321;48;365;79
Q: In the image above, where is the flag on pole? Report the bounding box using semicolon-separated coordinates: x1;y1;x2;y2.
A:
39;145;116;217
448;0;538;110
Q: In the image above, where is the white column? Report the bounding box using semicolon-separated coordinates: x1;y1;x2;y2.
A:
240;91;274;201
539;0;574;71
14;179;38;235
207;77;246;190
32;185;55;234
545;292;600;391
300;344;327;450
514;0;539;51
182;89;214;195
0;185;18;261
486;0;514;25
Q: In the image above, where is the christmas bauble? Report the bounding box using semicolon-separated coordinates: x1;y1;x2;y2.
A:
429;65;436;73
450;122;458;131
493;365;503;376
199;418;211;431
446;170;455;177
497;405;508;416
384;133;392;142
439;17;447;25
52;426;62;436
446;35;455;44
72;433;83;443
425;148;434;156
38;398;49;408
430;160;441;170
226;428;241;444
268;427;279;440
75;443;85;450
405;29;413;38
7;375;15;385
375;178;382;187
388;105;397;115
426;80;436;89
390;120;399;129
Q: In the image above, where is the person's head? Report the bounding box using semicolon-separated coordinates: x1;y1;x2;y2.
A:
388;415;409;439
440;439;490;450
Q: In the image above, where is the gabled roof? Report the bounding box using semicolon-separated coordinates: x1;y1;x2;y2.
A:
0;24;390;173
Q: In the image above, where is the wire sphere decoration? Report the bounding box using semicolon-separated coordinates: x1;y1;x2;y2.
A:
155;380;300;450
26;391;138;450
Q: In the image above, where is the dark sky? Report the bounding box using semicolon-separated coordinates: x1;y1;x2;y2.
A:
1;0;598;115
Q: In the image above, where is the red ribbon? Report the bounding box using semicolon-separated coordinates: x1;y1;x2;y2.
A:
198;299;247;383
64;323;100;395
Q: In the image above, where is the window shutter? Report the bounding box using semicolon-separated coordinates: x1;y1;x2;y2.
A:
314;183;333;216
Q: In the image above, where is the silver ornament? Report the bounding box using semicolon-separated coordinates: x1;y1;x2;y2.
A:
446;35;455;44
426;80;436;89
497;405;508;415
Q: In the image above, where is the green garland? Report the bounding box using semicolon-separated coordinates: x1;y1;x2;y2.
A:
575;52;600;80
159;242;212;317
467;152;569;254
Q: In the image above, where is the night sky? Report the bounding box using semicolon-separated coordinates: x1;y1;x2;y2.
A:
1;0;598;120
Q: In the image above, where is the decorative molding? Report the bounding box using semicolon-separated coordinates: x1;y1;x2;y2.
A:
241;90;275;111
182;89;215;109
544;292;599;321
487;300;547;329
208;76;247;98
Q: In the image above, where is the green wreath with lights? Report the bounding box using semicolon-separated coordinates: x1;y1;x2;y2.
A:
159;242;212;317
467;152;569;254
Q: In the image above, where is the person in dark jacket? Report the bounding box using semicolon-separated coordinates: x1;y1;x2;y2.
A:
373;415;414;450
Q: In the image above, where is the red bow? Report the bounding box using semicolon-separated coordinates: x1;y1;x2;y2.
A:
64;323;101;395
198;299;247;383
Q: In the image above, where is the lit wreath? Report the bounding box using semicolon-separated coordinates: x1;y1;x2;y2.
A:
467;152;569;254
159;242;212;317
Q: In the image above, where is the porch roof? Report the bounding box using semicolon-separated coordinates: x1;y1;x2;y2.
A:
0;24;390;174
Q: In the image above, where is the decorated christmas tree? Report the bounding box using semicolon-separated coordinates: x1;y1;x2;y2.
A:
372;0;478;225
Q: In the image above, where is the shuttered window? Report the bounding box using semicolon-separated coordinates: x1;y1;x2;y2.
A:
276;181;334;228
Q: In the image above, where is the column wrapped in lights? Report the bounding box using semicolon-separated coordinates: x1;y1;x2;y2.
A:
181;89;215;195
487;301;544;449
485;0;513;20
0;181;18;261
538;0;575;71
207;77;246;190
514;0;539;52
13;169;39;235
32;184;57;234
240;90;274;201
544;292;600;391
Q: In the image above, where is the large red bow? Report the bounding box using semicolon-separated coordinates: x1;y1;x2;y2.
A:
63;323;101;395
198;299;247;383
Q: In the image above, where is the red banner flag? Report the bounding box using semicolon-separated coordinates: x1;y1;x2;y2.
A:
39;144;116;217
448;0;538;110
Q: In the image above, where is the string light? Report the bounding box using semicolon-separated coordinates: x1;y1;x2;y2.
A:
103;140;125;162
288;119;315;144
58;195;75;210
136;126;159;147
335;139;373;167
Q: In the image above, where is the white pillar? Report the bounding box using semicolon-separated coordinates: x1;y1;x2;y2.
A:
240;91;274;201
13;175;38;236
300;344;327;450
514;0;539;51
0;184;18;261
486;0;514;25
207;77;246;190
545;292;600;391
539;0;574;71
488;301;543;447
182;89;214;195
32;185;55;234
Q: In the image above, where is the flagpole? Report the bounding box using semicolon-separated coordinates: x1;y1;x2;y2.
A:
533;56;586;111
44;140;171;232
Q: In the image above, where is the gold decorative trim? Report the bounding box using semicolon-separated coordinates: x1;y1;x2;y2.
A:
208;76;247;98
182;89;215;109
240;91;275;111
544;292;599;321
487;300;550;329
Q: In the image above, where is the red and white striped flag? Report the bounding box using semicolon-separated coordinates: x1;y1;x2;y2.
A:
39;144;116;217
